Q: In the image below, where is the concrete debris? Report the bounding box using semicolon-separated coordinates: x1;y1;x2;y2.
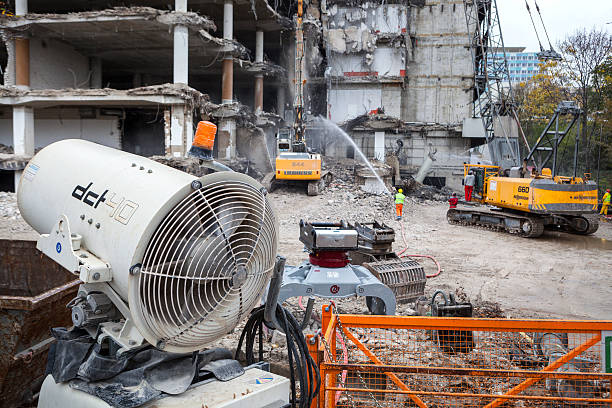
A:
198;30;249;58
217;157;266;180
0;7;216;31
240;60;287;78
343;113;405;131
0;192;20;219
149;156;211;178
149;155;266;181
399;177;454;202
0;83;208;101
354;160;393;194
0;154;30;171
128;84;210;107
0;84;212;114
0;144;13;154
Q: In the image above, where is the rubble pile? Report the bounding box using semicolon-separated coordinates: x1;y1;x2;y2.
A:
149;155;266;180
149;156;210;177
0;192;20;219
0;144;14;154
218;157;266;180
398;176;455;202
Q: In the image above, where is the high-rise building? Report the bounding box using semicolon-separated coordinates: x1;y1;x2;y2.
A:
492;47;540;84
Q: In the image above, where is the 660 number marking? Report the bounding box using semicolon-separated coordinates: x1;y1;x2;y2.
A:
517;186;530;193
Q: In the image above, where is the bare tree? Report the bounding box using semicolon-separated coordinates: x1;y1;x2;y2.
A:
558;28;612;172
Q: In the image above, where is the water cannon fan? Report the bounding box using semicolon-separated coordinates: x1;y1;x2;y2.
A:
17;139;278;354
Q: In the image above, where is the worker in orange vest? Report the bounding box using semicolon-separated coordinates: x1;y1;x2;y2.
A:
395;189;405;220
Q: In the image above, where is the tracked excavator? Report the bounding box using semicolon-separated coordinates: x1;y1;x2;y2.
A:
263;0;331;196
447;102;599;238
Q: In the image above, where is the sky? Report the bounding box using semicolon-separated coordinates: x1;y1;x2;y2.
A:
496;0;611;52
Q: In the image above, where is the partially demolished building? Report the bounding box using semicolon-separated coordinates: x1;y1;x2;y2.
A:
0;0;290;190
0;0;490;192
302;0;478;190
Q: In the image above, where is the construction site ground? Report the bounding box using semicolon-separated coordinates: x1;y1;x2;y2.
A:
2;179;611;321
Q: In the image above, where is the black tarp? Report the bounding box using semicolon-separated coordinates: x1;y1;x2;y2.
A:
46;328;243;408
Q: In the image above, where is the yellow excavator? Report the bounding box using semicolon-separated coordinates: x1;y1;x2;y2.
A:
263;0;330;196
448;102;599;238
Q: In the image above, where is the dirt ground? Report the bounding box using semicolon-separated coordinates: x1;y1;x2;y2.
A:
2;181;611;320
269;185;612;320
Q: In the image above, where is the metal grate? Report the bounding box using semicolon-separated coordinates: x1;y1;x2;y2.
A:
364;259;426;303
314;309;612;408
139;180;277;350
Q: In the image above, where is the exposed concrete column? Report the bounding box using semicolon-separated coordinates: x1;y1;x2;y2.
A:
167;104;190;157
13;106;34;191
14;0;30;88
15;0;27;15
175;0;187;12
3;35;16;86
221;0;233;103
374;131;385;161
219;0;236;159
218;119;236;159
168;0;191;156
254;30;264;114
173;26;189;84
90;57;103;88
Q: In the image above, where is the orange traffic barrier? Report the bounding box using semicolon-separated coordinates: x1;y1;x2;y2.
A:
311;305;612;408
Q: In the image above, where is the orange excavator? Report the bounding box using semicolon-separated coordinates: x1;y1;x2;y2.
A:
263;0;330;195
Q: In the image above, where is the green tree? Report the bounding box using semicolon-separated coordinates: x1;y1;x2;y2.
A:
557;28;612;173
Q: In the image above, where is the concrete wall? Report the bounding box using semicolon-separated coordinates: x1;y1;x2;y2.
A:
323;128;470;190
404;1;473;124
30;38;90;90
328;82;402;123
328;85;381;122
327;46;405;77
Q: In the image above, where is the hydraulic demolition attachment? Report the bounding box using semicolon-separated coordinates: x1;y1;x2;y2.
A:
277;220;396;315
349;221;427;304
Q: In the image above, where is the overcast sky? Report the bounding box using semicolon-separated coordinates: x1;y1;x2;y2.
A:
496;0;611;52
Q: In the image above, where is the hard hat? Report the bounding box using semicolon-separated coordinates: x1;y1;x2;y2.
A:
607;189;611;192
398;189;403;194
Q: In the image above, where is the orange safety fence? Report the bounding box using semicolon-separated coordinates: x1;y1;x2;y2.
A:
308;305;612;408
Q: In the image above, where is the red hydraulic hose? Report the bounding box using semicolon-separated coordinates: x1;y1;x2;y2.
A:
397;219;442;278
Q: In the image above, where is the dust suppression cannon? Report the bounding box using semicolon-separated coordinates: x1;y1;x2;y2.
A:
17;139;288;407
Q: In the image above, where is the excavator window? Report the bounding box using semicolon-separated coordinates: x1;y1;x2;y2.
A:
473;167;486;196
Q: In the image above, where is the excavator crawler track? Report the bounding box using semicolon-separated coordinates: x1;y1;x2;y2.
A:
562;215;599;235
447;207;545;238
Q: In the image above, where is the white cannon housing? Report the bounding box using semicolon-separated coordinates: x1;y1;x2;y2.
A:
18;139;278;353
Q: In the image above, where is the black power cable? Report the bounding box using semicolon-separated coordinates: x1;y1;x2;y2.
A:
236;304;320;408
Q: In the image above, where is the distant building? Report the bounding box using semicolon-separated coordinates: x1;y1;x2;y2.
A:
491;47;540;84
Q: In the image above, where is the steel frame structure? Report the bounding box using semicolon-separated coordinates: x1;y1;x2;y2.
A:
463;0;519;166
524;101;582;177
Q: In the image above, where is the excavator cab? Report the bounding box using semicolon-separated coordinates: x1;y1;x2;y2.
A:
463;164;500;202
276;128;292;154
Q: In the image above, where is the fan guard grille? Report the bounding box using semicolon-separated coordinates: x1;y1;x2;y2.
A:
139;179;277;350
